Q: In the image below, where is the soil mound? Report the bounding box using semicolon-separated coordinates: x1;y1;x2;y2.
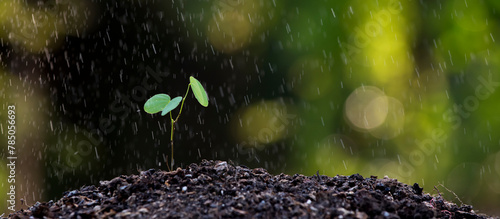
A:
6;160;498;218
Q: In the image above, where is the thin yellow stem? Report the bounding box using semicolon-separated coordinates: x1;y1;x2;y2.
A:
174;83;191;122
170;138;174;168
170;116;174;169
170;117;174;141
167;82;192;170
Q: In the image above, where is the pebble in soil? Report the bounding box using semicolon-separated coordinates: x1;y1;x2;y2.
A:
6;160;499;219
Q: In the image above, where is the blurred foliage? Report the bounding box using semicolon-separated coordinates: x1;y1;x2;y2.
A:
1;0;500;215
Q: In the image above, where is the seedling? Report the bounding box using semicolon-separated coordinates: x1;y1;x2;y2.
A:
144;76;209;170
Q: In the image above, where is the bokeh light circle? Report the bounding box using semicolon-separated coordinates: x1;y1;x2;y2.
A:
231;100;294;149
344;86;388;131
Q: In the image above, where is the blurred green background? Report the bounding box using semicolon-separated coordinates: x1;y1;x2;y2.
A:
1;0;500;216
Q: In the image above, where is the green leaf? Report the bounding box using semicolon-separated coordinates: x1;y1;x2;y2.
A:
161;96;183;116
144;94;170;114
190;76;209;107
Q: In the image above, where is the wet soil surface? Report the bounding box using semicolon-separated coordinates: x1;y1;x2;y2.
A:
7;160;499;218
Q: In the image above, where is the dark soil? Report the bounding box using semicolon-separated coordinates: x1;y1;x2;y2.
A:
6;160;498;218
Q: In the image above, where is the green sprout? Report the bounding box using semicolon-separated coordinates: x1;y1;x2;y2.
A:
144;76;209;170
